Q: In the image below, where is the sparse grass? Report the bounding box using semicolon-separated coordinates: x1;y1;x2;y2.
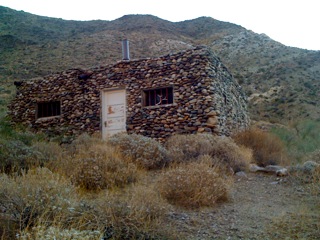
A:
233;128;288;167
271;204;320;239
156;156;233;209
311;167;320;195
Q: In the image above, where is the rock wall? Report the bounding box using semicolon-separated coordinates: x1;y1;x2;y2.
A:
8;46;250;141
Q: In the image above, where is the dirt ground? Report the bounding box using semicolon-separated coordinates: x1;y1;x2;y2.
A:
167;172;320;240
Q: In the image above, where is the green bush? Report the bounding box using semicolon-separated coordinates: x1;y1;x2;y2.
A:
0;139;43;173
0;118;50;173
272;120;320;162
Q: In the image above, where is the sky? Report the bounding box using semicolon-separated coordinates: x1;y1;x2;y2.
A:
1;0;319;50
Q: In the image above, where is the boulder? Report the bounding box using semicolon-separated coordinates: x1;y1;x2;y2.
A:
302;161;320;174
276;168;288;177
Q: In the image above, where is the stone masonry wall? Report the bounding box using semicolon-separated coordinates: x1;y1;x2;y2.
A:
8;47;250;141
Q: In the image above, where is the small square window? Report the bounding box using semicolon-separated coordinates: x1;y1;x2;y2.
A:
37;101;61;118
143;87;173;107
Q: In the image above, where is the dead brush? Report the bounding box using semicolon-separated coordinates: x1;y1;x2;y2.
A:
109;133;169;170
93;183;175;240
165;134;212;163
156;156;233;209
0;168;99;239
46;134;139;192
67;133;102;155
18;226;102;240
69;143;138;191
31;141;63;162
233;128;288;167
166;134;252;172
203;134;253;172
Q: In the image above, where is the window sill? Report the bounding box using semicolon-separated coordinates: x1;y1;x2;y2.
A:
36;116;61;123
143;103;177;110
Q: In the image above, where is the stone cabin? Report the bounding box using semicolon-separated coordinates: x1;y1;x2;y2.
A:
8;46;250;141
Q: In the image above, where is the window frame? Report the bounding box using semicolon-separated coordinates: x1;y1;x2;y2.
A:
36;101;61;119
142;86;174;107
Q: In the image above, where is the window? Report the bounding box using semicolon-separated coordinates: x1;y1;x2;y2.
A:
143;87;173;107
37;101;61;118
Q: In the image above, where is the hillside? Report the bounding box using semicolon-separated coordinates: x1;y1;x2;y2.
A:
0;6;319;123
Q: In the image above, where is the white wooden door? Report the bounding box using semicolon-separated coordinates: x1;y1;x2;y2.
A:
102;89;126;139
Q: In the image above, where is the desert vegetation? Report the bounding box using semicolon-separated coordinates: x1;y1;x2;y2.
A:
1;6;319;239
0;119;319;239
233;128;288;167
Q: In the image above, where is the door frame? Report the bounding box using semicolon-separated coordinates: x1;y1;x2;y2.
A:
101;87;127;140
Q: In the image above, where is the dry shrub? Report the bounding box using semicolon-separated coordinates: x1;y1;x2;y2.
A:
0;139;44;173
204;135;253;172
124;183;171;221
166;134;252;172
47;134;138;192
67;133;101;154
165;134;212;163
156;157;233;209
31;141;63;162
0;168;97;239
233;128;288;167
69;144;138;191
0;137;69;175
18;226;101;240
94;184;175;240
109;133;169;170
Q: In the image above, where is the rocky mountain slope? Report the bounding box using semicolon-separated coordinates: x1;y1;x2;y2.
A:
0;6;319;123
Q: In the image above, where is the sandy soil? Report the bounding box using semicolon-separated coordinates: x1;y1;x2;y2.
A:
167;172;319;239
